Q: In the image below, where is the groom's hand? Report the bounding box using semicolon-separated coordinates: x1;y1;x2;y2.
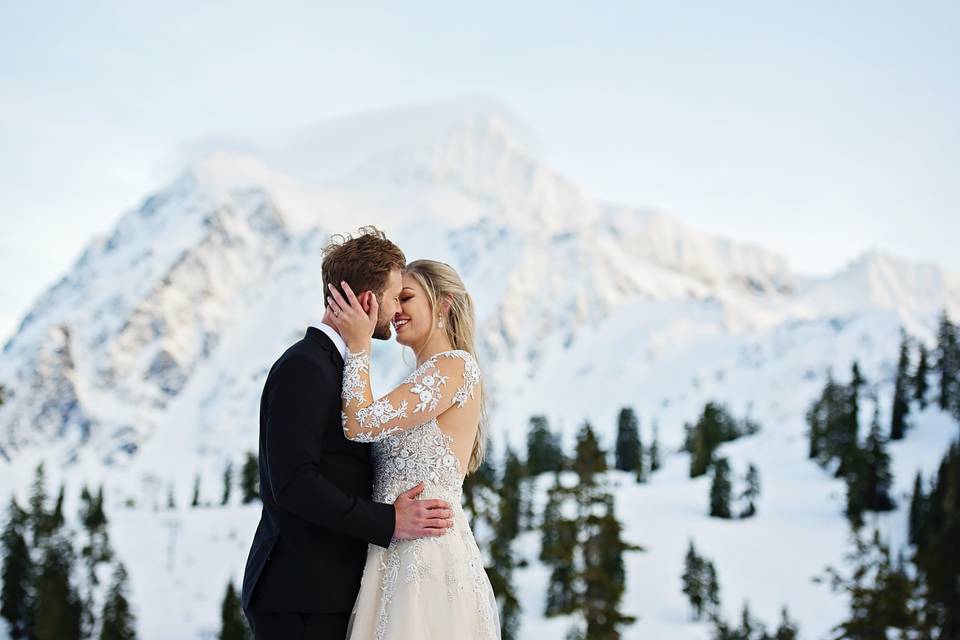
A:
392;482;453;539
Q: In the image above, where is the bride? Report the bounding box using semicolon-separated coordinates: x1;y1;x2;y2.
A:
325;259;502;640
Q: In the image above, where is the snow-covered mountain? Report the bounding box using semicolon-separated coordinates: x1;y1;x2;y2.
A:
1;97;958;639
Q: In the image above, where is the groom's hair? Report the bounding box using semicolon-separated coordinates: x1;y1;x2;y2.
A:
321;225;406;303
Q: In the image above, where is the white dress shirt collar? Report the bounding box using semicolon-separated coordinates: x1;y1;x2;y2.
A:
316;321;347;360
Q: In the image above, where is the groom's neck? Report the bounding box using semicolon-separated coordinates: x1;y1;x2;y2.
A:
320;308;342;335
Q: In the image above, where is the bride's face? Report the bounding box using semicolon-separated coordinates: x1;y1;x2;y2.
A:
392;274;434;347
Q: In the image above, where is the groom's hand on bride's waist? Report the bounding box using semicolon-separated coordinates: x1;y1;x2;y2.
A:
392;482;454;539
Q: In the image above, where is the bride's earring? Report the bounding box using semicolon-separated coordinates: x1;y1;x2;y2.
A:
437;315;443;329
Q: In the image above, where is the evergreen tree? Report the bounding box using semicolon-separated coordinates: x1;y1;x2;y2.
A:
912;441;960;637
834;363;862;479
540;482;578;617
703;559;720;620
1;497;34;639
581;497;638;639
614;407;642;472
99;563;136;640
806;367;862;478
80;485;111;580
739;463;760;519
487;533;521;640
462;440;497;531
29;462;50;545
572;422;606;486
166;485;176;510
499;447;526;541
934;310;959;413
681;540;706;620
526;415;564;475
688;402;744;478
890;330;911;440
913;343;930;408
34;534;82;640
861;405;895;512
191;474;201;508
221;462;233;506
50;485;65;533
219;580;249;640
649;420;661;473
822;529;920;639
240;452;259;504
907;471;926;547
709;457;733;519
773;606;800;640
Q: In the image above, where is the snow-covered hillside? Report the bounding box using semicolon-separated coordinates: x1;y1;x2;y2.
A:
1;97;959;639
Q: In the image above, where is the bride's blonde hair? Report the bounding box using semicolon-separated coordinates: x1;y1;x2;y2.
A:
404;259;488;473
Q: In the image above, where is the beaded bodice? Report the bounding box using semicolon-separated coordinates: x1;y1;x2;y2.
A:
371;418;464;505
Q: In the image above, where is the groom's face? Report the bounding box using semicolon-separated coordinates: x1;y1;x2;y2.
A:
371;267;404;340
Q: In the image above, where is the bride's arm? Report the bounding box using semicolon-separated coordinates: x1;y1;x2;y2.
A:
340;348;478;442
324;280;480;443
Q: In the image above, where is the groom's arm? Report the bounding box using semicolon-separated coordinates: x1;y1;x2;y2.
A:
264;354;395;548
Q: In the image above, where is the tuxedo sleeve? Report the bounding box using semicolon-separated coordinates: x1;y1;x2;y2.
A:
263;354;395;548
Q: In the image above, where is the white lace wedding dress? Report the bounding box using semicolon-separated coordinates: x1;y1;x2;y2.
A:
339;348;501;640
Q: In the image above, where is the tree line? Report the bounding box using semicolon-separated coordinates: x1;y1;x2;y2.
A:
1;464;135;640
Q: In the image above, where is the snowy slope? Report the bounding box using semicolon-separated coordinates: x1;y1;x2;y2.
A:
1;98;959;639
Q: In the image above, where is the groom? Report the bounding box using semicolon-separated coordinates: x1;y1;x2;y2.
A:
242;226;454;639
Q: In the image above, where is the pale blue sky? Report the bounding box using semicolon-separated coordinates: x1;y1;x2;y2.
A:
1;1;958;340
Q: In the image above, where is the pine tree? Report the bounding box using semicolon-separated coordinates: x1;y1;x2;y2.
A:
862;405;895;512
166;485;176;510
540;481;578;617
219;581;249;640
649;420;661;473
581;497;638;639
688;402;744;478
487;533;521;640
80;484;112;579
934;310;959;412
221;462;233;506
99;563;136;640
822;529;920;639
704;559;720;620
572;422;606;486
709;457;733;519
34;534;82;640
191;474;201;508
526;415;564;475
29;463;49;545
912;441;960;636
739;463;760;518
1;497;34;639
614;407;642;472
834;363;862;479
774;606;800;640
913;343;930;408
499;447;525;541
462;440;497;530
890;330;911;440
50;485;65;532
681;540;706;620
907;471;926;547
240;452;259;504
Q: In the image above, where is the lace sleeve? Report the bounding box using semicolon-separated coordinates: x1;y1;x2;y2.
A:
341;349;481;443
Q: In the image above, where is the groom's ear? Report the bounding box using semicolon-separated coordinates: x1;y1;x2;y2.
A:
358;290;374;312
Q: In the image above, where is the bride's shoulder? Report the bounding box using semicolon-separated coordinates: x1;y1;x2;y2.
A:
421;349;482;382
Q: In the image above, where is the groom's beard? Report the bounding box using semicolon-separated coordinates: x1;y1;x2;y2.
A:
372;315;393;340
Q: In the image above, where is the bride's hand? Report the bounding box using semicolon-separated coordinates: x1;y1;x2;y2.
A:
327;281;377;352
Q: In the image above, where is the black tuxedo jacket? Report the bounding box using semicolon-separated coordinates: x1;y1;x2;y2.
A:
242;326;395;614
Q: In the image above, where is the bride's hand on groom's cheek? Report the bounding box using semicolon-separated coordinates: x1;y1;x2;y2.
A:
327;281;377;350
